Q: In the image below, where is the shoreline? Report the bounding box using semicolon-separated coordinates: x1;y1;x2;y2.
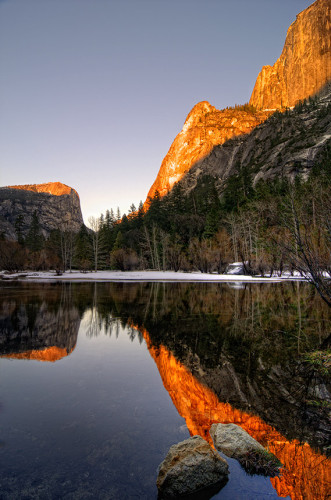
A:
0;270;307;283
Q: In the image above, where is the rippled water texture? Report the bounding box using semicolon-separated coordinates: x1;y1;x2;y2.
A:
0;281;330;499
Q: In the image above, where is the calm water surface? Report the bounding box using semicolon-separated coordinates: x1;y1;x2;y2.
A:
0;281;330;499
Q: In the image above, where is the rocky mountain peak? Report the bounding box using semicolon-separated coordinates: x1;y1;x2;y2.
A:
145;104;271;204
178;83;331;197
145;0;330;204
181;101;217;132
249;0;331;110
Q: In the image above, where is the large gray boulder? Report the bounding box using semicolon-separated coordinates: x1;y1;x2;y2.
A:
157;435;229;499
210;423;265;459
210;423;281;476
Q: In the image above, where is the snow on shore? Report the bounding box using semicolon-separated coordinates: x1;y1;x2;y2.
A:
0;270;306;283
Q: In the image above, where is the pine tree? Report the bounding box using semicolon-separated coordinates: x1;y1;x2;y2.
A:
105;209;114;230
25;211;44;252
74;224;92;271
14;214;25;245
99;213;105;229
136;201;145;229
203;210;219;239
113;231;123;251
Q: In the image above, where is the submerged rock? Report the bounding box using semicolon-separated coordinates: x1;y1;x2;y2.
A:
210;423;265;459
210;423;281;476
156;435;229;499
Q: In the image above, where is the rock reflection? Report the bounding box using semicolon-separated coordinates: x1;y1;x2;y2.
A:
2;346;73;362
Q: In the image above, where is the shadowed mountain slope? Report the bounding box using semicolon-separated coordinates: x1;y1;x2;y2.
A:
0;181;84;240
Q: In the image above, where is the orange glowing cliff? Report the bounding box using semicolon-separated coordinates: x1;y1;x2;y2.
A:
145;0;331;204
250;0;331;110
8;181;78;197
145;103;271;204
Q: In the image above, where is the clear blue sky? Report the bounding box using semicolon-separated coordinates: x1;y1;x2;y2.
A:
0;0;312;222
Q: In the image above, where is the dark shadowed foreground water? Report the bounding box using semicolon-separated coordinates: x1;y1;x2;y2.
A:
0;281;330;499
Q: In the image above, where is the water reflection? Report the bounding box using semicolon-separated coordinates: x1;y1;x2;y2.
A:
142;328;330;500
0;281;330;499
0;283;80;361
99;281;331;453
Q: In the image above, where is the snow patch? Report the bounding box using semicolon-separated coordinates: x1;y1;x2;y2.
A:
0;269;309;283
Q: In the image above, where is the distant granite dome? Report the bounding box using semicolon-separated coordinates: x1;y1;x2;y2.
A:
0;181;84;240
249;0;331;110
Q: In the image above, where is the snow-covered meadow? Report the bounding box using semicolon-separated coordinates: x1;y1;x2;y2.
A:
0;268;307;283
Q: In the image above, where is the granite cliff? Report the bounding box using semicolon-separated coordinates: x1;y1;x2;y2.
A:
0;182;84;240
175;82;331;196
145;104;271;204
250;0;331;110
146;0;331;203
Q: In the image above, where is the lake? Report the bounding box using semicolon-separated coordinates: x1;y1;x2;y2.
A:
0;281;330;499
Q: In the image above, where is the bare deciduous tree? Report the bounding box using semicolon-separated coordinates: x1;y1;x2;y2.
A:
88;216;104;272
281;188;331;307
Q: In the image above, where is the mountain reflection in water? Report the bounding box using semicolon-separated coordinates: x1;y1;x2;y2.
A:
142;328;330;500
2;346;73;362
0;281;330;500
0;283;80;360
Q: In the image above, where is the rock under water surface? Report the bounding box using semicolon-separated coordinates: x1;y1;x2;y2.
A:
156;435;229;499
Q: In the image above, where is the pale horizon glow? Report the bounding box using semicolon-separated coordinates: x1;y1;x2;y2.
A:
0;0;312;222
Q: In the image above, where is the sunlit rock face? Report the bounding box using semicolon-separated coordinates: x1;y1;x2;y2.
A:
142;330;331;500
8;182;78;197
175;83;331;193
250;0;331;110
146;0;331;205
0;181;84;239
145;102;271;204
